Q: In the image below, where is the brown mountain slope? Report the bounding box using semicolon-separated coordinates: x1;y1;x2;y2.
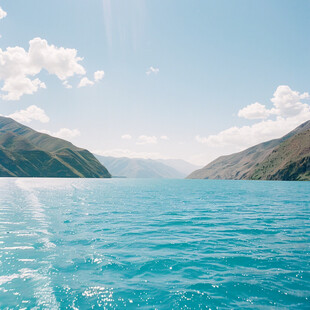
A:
187;120;310;180
249;129;310;181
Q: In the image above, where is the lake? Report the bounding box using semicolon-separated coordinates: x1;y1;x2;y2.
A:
0;178;309;309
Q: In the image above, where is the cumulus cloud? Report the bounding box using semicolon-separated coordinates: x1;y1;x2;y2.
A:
28;38;86;80
196;85;310;149
160;135;169;140
5;105;49;123
196;117;309;148
270;85;309;117
238;102;270;120
0;7;7;20
0;37;86;100
2;77;46;101
94;70;105;82
137;135;158;145
78;70;105;88
238;86;309;120
78;77;94;88
146;66;159;75
121;134;132;140
39;128;80;140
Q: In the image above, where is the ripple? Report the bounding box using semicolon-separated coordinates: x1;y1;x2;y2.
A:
0;179;309;309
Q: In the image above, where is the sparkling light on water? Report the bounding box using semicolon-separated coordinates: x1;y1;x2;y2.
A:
0;178;309;309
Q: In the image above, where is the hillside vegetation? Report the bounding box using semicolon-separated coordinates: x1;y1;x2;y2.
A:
249;129;310;181
0;116;111;178
187;120;310;181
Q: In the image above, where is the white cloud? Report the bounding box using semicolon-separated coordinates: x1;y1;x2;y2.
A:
0;37;86;100
1;77;46;101
195;135;208;144
121;134;132;140
196;85;310;149
94;70;105;82
270;85;309;117
137;135;158;145
196;117;308;148
238;86;309;120
39;128;80;140
121;134;167;144
62;80;72;89
0;7;7;20
78;70;104;87
28;38;86;80
146;66;159;75
238;102;270;119
94;148;164;160
78;77;94;88
6;105;49;124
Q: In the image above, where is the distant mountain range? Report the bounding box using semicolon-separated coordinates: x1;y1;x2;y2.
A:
95;155;200;178
2;115;308;181
187;120;310;181
0;116;111;178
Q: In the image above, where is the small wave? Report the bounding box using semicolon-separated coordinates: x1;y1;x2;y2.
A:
1;246;34;250
0;274;20;286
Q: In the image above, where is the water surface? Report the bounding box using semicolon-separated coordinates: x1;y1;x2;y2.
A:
0;178;309;309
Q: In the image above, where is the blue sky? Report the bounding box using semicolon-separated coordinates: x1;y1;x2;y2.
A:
0;0;310;165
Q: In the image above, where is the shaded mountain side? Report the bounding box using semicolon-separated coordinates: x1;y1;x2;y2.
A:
0;116;80;153
249;129;310;181
95;155;188;178
0;147;84;177
187;120;310;180
0;116;111;178
187;139;280;180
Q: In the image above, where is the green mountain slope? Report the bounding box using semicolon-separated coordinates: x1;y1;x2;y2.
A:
95;155;193;178
187;120;310;180
249;129;310;181
0;116;111;178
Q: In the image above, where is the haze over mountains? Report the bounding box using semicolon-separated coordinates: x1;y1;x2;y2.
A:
0;116;111;178
96;155;200;178
0;116;199;179
0;115;309;181
188;120;310;181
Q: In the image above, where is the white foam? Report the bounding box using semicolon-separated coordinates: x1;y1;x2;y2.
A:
12;181;60;309
0;274;19;285
1;246;34;250
15;178;82;191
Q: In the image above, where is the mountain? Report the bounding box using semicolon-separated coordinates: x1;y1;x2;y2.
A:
187;120;310;181
95;155;197;178
157;159;200;176
249;129;310;181
0;116;111;178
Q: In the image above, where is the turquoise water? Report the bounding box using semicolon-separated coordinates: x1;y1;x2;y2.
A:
0;178;309;309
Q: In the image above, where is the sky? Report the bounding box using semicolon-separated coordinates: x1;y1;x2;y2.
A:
0;0;310;165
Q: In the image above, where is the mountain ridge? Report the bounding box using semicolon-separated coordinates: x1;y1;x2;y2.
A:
0;116;111;178
96;155;200;178
187;120;310;181
249;128;310;180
